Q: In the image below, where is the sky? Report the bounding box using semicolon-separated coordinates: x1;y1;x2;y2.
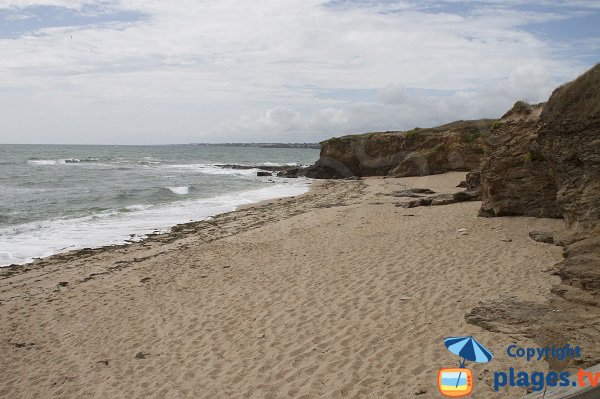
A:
0;0;599;144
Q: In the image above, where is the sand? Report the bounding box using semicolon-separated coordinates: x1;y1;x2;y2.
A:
0;172;565;398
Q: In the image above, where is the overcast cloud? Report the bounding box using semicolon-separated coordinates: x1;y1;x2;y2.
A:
0;0;598;144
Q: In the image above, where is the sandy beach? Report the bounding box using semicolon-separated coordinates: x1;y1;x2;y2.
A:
0;172;565;398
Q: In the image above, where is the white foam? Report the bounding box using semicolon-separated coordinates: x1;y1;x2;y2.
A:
27;158;82;165
0;181;310;266
166;164;261;176
260;162;298;167
27;159;60;165
167;186;190;195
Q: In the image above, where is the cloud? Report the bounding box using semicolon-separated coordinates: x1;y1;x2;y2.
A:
0;0;597;144
219;62;562;141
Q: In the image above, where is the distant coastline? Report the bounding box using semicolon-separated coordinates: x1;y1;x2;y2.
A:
187;142;321;149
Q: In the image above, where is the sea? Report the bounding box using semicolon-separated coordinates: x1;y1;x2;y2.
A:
0;144;319;266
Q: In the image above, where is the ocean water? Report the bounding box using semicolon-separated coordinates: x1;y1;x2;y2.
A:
0;145;319;266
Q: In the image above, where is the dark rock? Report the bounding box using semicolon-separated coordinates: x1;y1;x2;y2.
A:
303;159;352;179
57;281;68;287
431;194;456;206
215;164;312;179
555;235;600;295
456;180;467;188
452;191;479;202
395;188;478;208
276;168;300;178
135;352;148;359
465;169;481;193
13;342;35;348
216;164;255;170
400;198;433;208
529;230;554;244
408;188;436;194
391;188;436;197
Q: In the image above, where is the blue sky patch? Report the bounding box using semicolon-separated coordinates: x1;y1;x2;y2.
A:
323;0;600;65
0;5;146;39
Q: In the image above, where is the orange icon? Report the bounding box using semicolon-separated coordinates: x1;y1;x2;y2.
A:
438;367;473;397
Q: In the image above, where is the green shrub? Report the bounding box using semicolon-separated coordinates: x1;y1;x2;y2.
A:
463;128;481;143
490;120;501;130
404;128;427;140
513;100;531;114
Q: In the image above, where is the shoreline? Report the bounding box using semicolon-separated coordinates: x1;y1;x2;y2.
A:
0;179;312;269
0;178;348;278
0;172;566;398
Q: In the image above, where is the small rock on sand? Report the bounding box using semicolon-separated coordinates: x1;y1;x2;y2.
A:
529;230;554;244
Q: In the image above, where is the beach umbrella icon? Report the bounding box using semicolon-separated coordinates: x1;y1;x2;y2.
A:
444;336;493;367
438;336;494;397
441;336;493;395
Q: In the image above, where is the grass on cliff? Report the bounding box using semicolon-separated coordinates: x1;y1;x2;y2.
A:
542;63;600;122
462;128;481;143
490;120;501;130
404;127;433;141
512;100;532;114
325;131;391;143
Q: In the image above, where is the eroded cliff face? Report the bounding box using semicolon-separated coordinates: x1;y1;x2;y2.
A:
470;63;600;369
306;120;491;179
479;64;600;233
538;64;600;234
478;103;562;218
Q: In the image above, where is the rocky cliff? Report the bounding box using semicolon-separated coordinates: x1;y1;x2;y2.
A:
306;120;492;179
470;63;600;368
478;102;562;218
479;63;600;233
539;64;600;234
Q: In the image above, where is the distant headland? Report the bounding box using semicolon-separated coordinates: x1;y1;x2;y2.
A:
187;142;320;149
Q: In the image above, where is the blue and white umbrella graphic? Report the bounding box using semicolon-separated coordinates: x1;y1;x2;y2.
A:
444;336;493;390
444;336;493;367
